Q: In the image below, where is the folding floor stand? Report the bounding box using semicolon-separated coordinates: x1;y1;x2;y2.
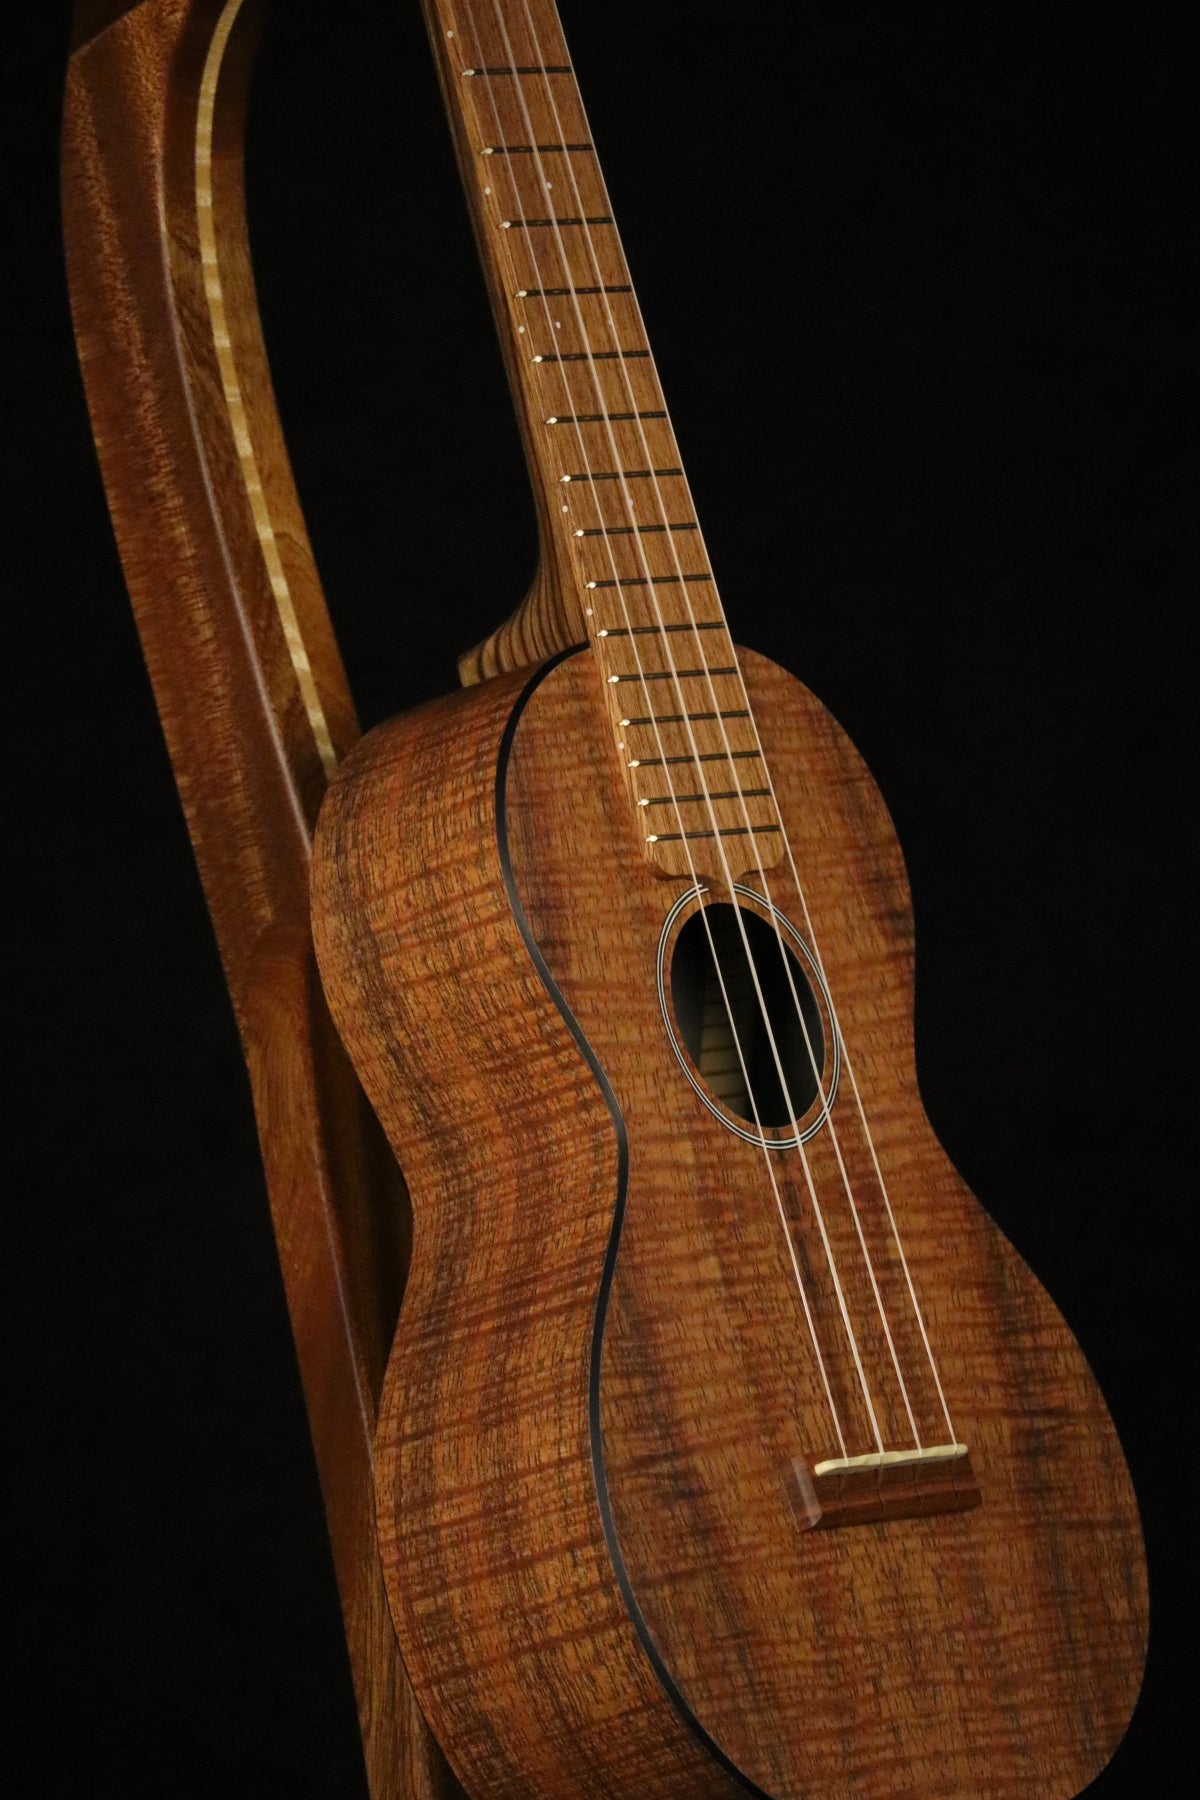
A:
62;5;466;1795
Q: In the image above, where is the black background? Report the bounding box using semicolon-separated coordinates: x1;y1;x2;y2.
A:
6;2;1192;1795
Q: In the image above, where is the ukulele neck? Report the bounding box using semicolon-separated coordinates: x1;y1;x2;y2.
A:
427;0;783;881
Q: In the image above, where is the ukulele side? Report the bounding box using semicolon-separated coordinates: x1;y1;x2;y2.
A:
312;653;743;1800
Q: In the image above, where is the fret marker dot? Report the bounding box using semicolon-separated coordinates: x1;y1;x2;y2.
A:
597;628;609;637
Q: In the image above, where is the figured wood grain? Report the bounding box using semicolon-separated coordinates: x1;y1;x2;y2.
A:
62;5;463;1794
312;663;746;1800
312;648;1147;1799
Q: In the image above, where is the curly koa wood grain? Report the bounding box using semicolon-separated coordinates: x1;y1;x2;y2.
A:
62;5;463;1795
312;647;1147;1800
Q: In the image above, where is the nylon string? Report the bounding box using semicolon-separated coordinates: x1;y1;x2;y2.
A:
475;0;888;1451
456;0;954;1451
503;0;892;1446
457;0;851;1453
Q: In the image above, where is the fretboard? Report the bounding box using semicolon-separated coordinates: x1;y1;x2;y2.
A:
426;0;783;881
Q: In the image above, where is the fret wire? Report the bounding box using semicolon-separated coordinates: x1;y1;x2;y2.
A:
650;825;784;842
636;750;763;765
483;142;594;154
643;789;771;805
462;63;572;75
598;620;722;634
578;522;695;535
560;467;681;481
610;667;737;682
516;285;632;296
621;709;750;723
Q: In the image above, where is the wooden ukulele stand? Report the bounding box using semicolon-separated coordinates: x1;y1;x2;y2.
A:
63;4;466;1795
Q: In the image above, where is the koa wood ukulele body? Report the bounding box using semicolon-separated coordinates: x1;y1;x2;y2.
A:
311;3;1147;1795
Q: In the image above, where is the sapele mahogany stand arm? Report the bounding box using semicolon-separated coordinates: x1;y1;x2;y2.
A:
61;4;467;1794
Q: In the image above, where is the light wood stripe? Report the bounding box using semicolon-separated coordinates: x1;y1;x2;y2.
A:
195;0;338;778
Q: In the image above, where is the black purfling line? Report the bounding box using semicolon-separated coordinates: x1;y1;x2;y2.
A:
496;648;770;1800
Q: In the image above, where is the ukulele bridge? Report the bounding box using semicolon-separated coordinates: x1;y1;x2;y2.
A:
789;1443;981;1531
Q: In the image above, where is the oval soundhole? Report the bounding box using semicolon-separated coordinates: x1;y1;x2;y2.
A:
669;902;826;1130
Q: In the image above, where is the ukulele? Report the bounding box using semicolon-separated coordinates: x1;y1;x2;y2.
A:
310;2;1148;1795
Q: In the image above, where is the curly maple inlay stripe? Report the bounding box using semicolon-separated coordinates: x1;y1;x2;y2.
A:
195;0;339;779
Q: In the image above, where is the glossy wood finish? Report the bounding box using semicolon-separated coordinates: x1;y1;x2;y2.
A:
62;5;463;1794
312;648;1147;1799
795;1445;982;1532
